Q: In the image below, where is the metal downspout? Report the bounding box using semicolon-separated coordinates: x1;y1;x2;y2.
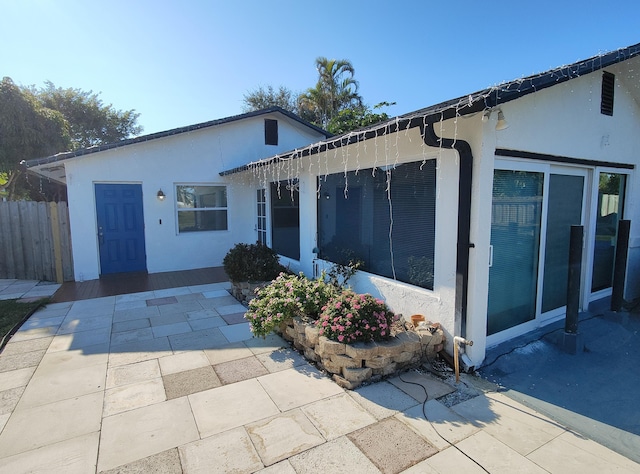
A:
421;122;474;339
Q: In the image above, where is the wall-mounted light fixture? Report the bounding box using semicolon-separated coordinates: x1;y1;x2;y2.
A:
481;109;509;130
157;189;166;201
495;110;509;131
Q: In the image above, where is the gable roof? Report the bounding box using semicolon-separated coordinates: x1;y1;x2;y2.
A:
24;106;330;172
221;41;640;176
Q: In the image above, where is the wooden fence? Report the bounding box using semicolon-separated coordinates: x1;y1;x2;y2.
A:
0;201;74;282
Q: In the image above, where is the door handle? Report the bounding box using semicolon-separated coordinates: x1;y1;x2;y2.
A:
489;245;494;268
98;226;104;245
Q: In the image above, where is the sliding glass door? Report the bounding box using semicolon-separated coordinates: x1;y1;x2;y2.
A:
488;164;588;338
487;170;544;335
541;173;585;313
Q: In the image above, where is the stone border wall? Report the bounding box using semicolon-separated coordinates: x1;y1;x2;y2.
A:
278;318;445;389
230;281;267;306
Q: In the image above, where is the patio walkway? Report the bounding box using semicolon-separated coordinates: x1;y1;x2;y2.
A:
0;281;637;472
51;267;228;302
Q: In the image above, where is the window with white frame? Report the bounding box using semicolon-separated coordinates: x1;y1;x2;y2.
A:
176;185;228;232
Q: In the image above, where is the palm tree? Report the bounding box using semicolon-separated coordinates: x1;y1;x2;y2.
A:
299;57;363;128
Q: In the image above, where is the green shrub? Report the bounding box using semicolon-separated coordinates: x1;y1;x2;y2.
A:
245;273;335;338
223;242;285;283
316;290;397;343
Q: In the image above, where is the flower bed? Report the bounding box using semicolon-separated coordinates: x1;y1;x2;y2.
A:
277;317;445;389
234;266;446;389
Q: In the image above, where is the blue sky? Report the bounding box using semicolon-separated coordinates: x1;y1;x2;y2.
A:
2;0;640;135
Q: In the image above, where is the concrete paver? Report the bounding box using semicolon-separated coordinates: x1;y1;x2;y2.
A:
151;321;193;338
388;370;455;402
98;397;199;472
256;347;307;373
108;337;172;366
204;341;254;365
188;378;280;438
300;393;377;440
1;337;53;356
103;378;166;416
100;448;182;474
213;355;269;384
17;362;107;409
187;315;226;331
257;365;344;412
111;318;150;333
219;321;252;342
0;432;99;474
158;350;210;375
0;391;103;457
452;391;566;456
348;380;420;420
179;427;263;474
0;280;638;473
10;326;58;342
247;409;325;467
456;431;549;473
48;326;112;352
110;327;154;346
256;460;298;473
0;349;46;372
404;446;487;473
0;386;24;415
106;359;161;388
167;327;228;352
162;365;221;399
288;436;380;473
348;417;438;474
528;431;639;473
0;366;35;392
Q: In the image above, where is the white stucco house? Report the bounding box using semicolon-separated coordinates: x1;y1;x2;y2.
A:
27;42;640;366
25;107;330;279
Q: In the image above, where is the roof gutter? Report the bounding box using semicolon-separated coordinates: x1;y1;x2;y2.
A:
420;121;474;340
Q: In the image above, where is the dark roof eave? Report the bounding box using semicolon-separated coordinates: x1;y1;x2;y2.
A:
220;41;640;177
25;106;330;168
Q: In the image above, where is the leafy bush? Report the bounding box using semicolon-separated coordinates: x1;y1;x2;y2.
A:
316;290;397;343
245;273;335;338
223;242;285;283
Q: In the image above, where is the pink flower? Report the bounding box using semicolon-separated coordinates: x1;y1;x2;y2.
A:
335;302;342;309
338;335;344;342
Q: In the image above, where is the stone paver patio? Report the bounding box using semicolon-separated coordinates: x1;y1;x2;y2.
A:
0;280;637;473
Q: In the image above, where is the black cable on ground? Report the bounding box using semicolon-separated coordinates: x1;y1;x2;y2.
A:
398;371;490;474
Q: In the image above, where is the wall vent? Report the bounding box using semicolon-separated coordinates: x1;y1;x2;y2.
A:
601;71;615;116
264;119;278;145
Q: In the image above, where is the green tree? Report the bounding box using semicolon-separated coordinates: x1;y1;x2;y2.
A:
298;57;363;128
0;77;70;200
242;85;299;114
326;101;395;135
0;77;142;200
35;81;142;149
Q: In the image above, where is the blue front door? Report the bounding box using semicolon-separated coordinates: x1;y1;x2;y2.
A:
95;183;147;275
